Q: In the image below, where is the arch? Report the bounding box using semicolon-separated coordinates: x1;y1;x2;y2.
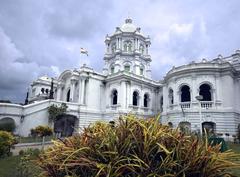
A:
111;89;118;105
179;121;191;133
202;121;215;135
168;88;174;105
111;66;115;74
66;89;71;102
124;64;130;72
133;90;139;106
0;117;16;132
180;85;191;102
54;114;77;137
143;93;150;107
168;122;173;128
58;70;72;82
199;83;212;101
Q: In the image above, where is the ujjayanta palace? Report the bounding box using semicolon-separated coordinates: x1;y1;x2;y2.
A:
0;18;240;139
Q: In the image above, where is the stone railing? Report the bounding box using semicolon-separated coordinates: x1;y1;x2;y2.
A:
201;101;213;109
180;102;191;109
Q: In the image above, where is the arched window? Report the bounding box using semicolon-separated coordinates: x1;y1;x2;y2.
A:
160;96;163;111
180;85;191;102
168;89;174;104
144;93;149;107
124;44;128;51
139;44;144;54
140;68;144;75
199;84;212;101
66;89;71;102
45;89;49;94
128;43;132;52
111;43;116;53
112;90;118;105
41;88;44;94
111;66;114;74
133;91;139;106
124;65;130;72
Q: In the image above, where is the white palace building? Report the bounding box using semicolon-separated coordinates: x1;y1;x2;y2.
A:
0;18;240;138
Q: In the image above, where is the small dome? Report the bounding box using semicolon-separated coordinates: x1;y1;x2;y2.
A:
120;17;137;33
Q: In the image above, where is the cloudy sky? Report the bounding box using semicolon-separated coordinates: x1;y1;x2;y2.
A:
0;0;240;103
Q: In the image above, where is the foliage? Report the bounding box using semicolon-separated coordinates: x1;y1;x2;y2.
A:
237;124;240;142
48;103;68;122
0;131;16;158
37;115;240;177
17;148;42;177
0;118;16;132
30;125;53;137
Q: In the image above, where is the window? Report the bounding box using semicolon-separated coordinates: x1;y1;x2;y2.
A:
124;44;127;52
66;89;71;102
160;96;163;111
133;91;139;106
180;85;191;102
111;67;114;74
144;93;149;107
128;43;132;52
169;89;174;104
140;68;144;75
124;65;130;72
139;44;144;54
41;88;44;94
199;84;212;101
111;44;116;53
112;90;118;105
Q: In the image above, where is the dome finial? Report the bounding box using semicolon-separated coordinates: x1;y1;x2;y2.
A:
125;12;132;24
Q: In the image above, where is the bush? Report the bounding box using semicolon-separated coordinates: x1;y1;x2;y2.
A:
30;125;53;137
0;131;16;158
37;115;240;177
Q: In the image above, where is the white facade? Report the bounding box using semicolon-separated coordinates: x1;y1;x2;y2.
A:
0;18;240;138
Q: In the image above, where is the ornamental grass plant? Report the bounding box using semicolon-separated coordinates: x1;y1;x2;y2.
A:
37;115;240;177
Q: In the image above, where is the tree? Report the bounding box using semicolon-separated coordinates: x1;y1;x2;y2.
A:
48;103;67;122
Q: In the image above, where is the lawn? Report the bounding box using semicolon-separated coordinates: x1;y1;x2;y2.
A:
0;143;239;177
0;155;20;177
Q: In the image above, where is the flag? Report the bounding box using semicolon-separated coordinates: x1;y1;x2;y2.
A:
80;48;88;56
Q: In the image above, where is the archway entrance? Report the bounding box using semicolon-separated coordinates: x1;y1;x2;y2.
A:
54;114;77;137
202;122;215;135
0;117;16;132
179;121;191;133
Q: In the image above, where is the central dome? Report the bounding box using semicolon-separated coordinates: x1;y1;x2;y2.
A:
120;18;137;33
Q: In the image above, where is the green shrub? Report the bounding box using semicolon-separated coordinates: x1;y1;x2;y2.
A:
17;148;42;177
37;115;240;177
0;131;16;158
30;125;53;137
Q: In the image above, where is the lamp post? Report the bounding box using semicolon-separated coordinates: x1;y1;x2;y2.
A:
195;95;203;135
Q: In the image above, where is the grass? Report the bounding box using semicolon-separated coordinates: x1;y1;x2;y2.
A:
228;143;240;176
0;155;20;177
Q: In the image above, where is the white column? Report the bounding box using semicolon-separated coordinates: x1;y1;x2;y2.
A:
70;80;77;102
120;80;126;109
78;79;82;104
57;83;63;101
80;78;86;104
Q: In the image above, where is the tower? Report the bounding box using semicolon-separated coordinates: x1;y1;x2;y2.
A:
103;17;152;78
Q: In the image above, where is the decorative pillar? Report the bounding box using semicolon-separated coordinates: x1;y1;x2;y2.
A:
80;78;86;104
57;82;64;101
70;79;77;102
120;80;126;109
